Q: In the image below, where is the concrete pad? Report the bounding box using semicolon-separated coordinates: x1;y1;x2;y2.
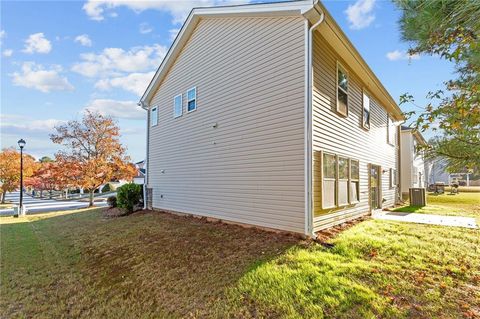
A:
373;211;478;229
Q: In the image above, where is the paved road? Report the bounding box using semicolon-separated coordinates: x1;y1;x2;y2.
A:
0;191;108;216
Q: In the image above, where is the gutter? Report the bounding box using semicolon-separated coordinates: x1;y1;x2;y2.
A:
138;101;149;209
305;1;324;238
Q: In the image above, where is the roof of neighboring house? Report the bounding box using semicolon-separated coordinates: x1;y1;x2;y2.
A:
139;0;404;121
401;126;428;146
134;169;145;179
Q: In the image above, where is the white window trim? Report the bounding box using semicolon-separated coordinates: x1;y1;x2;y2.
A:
187;86;197;113
320;152;361;210
337;155;349;207
322;152;337;210
362;89;371;130
349;159;360;204
336;61;348;117
173;94;182;118
387;116;395;146
389;168;396;189
150;106;158;127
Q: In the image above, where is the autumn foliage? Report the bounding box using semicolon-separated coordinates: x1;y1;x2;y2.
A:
50;111;136;206
0;148;36;203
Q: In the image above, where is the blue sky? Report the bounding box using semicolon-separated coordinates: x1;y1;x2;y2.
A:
1;0;454;161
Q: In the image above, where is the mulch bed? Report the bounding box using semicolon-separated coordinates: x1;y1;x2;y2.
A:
315;216;370;243
102;207;130;218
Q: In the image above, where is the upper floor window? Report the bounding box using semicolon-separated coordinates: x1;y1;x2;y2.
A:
150;107;158;127
362;91;370;130
187;87;197;112
174;94;182;118
387;116;395;145
336;63;348;116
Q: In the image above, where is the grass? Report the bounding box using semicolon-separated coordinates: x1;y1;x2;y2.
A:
458;186;480;193
394;192;480;220
1;205;479;318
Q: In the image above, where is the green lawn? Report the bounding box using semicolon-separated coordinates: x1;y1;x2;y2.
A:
394;192;480;219
1;206;479;318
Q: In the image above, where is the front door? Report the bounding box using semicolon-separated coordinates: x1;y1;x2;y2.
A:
369;165;381;210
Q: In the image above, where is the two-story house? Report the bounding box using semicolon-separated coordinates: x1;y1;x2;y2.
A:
139;0;404;237
400;126;427;197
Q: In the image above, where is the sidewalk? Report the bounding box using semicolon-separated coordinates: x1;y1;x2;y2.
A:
372;211;478;229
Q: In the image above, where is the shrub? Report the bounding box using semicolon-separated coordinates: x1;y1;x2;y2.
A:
117;183;143;213
102;183;112;193
107;196;117;208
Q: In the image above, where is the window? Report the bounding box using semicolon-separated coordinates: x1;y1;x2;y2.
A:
187;87;196;112
387;116;395;145
322;153;360;209
174;94;182;118
338;157;349;206
322;153;336;209
150;107;158;127
336;63;348;116
389;168;396;188
362;92;370;129
350;160;360;203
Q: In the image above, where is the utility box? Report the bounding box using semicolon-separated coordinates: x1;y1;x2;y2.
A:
409;188;426;207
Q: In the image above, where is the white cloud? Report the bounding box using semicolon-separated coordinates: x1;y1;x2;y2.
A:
22;33;52;54
3;49;13;57
95;72;154;96
74;34;92;47
71;44;167;77
139;23;153;34
84;99;145;120
386;50;420;61
11;62;74;93
0;115;66;134
83;0;249;24
0;30;5;45
345;0;376;30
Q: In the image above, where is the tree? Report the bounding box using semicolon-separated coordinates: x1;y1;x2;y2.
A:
29;161;58;198
39;156;54;163
54;155;83;198
395;0;480;172
0;148;36;203
50;111;137;206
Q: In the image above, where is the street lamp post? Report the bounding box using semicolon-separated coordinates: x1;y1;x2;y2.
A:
18;139;26;216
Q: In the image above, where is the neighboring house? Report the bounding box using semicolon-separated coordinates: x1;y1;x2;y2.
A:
425;157;449;185
133;160;145;185
400;126;427;196
139;0;404;236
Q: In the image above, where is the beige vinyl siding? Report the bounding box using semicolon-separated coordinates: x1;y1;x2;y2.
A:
311;32;398;231
148;16;306;233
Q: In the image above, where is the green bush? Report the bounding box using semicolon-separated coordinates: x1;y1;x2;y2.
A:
107;196;117;208
117;183;142;213
102;183;112;193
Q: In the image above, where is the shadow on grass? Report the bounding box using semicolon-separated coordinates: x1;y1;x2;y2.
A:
393;205;424;213
0;209;302;318
2;209;479;318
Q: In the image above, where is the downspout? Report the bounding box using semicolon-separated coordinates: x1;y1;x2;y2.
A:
305;1;324;238
138;101;149;209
